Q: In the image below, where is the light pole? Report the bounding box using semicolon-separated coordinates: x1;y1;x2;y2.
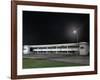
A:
73;30;78;44
73;29;79;55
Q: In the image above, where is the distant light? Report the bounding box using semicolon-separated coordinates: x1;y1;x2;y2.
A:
73;30;77;34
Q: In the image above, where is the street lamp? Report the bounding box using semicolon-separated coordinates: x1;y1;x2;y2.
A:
73;30;78;43
73;30;77;35
73;29;79;55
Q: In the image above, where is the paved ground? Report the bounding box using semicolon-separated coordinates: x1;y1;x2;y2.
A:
23;54;89;65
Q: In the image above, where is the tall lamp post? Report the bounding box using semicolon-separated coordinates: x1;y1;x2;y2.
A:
73;29;79;55
73;30;78;44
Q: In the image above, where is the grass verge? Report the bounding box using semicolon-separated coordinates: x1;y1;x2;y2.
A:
23;58;88;69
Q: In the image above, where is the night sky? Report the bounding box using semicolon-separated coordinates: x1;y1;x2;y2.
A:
23;11;89;45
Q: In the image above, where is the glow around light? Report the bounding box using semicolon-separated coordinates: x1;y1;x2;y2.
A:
73;30;77;34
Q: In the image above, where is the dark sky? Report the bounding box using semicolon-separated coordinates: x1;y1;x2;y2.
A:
23;11;89;45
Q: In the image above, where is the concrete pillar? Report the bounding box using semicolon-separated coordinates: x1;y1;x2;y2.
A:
23;46;30;54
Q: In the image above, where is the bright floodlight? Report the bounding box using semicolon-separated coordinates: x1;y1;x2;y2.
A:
73;30;77;34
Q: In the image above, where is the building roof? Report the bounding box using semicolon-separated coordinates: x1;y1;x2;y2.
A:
24;42;88;47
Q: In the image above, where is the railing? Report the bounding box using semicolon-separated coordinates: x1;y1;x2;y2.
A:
33;48;78;51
